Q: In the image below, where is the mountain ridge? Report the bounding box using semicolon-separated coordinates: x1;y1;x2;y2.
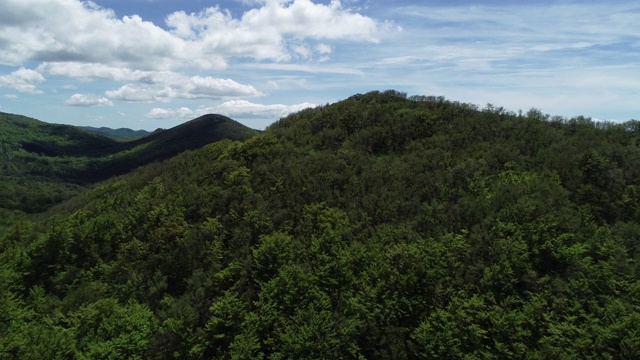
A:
2;91;639;358
78;126;150;141
0;111;258;228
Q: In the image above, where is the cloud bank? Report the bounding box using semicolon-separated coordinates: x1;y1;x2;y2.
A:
0;67;45;94
65;93;114;107
145;100;316;123
0;0;382;106
1;0;381;71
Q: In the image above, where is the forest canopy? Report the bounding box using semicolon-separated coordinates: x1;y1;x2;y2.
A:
1;90;640;358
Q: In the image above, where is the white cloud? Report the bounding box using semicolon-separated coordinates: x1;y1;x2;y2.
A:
37;62;264;102
106;84;175;103
106;75;262;102
215;99;316;118
0;0;188;69
3;94;18;99
146;107;194;119
0;67;45;94
388;3;640;70
238;0;380;41
187;76;262;98
145;100;315;122
65;93;114;106
2;0;383;71
348;2;640;121
315;43;332;54
38;62;150;81
165;1;381;63
0;0;388;124
37;62;197;88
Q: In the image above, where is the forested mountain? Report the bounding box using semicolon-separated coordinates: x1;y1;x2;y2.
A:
2;91;640;358
78;126;150;141
0;112;257;230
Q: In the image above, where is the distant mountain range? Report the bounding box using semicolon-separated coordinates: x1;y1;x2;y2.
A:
77;126;151;141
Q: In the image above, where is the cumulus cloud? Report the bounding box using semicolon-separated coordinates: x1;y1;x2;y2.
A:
0;1;387;109
105;75;262;102
37;62;199;89
187;76;261;98
0;67;45;94
106;85;173;102
146;107;194;119
2;0;383;71
238;0;380;41
65;93;114;106
0;0;187;69
38;62;151;82
145;100;315;121
38;62;263;102
165;1;380;62
215;99;316;118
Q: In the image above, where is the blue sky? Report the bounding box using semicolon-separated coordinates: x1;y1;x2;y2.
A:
0;0;638;130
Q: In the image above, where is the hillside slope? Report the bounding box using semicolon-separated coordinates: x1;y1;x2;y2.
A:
76;114;259;181
0;112;257;228
2;91;640;358
0;112;120;226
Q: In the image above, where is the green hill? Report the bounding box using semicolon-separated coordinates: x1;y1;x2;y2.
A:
0;112;119;225
0;112;120;158
2;91;640;358
76;114;259;181
0;112;257;228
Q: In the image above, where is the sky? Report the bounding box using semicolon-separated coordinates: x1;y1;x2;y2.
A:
0;0;639;130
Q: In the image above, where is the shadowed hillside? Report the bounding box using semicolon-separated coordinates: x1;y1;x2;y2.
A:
76;114;259;181
0;112;257;228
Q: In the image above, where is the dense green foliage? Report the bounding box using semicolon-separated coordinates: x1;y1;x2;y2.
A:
0;113;257;230
78;126;151;141
2;91;640;358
